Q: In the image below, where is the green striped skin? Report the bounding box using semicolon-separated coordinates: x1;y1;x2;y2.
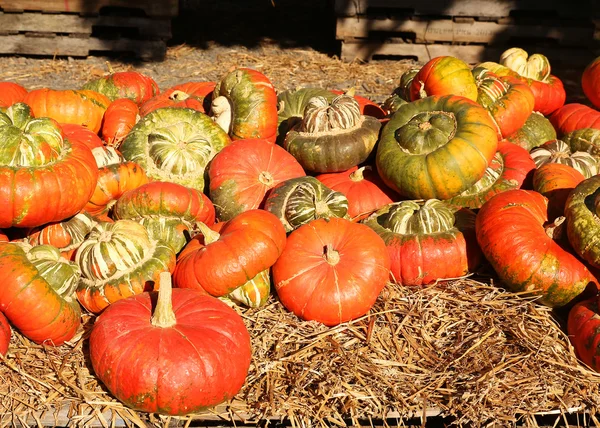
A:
277;87;336;142
565;176;600;269
563;128;600;159
75;220;176;314
530;140;598;179
284;95;382;173
227;269;270;308
24;244;81;301
264;176;349;232
505;111;557;151
376;94;498;200
120;107;231;192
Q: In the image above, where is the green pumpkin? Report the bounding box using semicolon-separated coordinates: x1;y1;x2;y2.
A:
277;87;336;142
119;107;231;192
505;111;556;151
563;128;600;159
565;176;600;269
264;176;349;232
376;94;498;200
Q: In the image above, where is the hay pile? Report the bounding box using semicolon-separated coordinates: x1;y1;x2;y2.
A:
2;278;600;427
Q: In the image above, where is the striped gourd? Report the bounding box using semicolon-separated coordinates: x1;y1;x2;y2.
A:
227;269;271;308
530;139;598;178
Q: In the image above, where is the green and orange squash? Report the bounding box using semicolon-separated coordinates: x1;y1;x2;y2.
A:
82;71;159;104
410;56;478;102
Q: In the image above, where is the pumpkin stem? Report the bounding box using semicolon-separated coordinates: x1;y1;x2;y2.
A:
349;166;369;182
151;272;177;328
324;244;341;266
169;90;190;102
211;95;233;134
418;81;427;99
344;87;356;97
195;222;221;245
105;61;115;74
258;171;275;187
545;216;566;241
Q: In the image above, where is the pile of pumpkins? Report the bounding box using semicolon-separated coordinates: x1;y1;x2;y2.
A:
0;47;600;416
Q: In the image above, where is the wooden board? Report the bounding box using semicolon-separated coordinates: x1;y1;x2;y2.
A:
0;12;171;38
334;0;599;19
336;16;596;46
340;41;599;64
0;0;178;17
0;34;166;60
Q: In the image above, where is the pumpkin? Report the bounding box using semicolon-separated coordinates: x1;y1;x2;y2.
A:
551;104;600;136
410;56;478;102
530;139;598;179
504;111;557;151
101;99;139;148
567;296;600;371
120;107;231;192
0;103;98;228
376;94;498;200
0;82;27;108
27;212;97;260
276;87;336;143
472;66;534;138
75;220;176;314
445;140;535;209
533;163;585;220
476;189;597;307
84;146;149;217
173;209;286;297
316;166;396;220
564;176;600;270
273;217;390;326
0;312;10;356
113;181;215;253
23;88;110;134
330;89;387;119
208;138;306;221
364;200;481;286
82;71;159;104
89;272;251;415
0;242;81;345
383;69;419;115
283;94;381;173
582;56;600;109
212;68;278;143
61;123;103;150
140;82;216;117
563;128;600;159
264;176;349;232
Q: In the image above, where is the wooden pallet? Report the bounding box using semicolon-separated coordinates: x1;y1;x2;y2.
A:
335;0;599;19
337;16;597;47
0;0;178;17
340;41;600;64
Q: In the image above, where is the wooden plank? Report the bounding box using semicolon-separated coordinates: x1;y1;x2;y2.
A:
334;0;599;18
0;0;178;17
0;34;166;59
0;12;171;38
340;41;599;65
336;16;596;46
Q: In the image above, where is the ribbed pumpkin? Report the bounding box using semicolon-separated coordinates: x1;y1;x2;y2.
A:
273;217;390;326
264;176;349;232
0;82;27;108
23;88;110;134
472;66;534;138
140;82;216;117
567;296;600;372
208;138;306;221
0;103;98;228
445;140;535;209
530;140;598;179
119;107;231;192
84;146;149;217
173;209;286;297
410;56;478;101
504;111;557;151
364;199;481;286
0;242;81;345
101;99;139;148
316;166;397;220
283;95;382;173
0;311;9;355
113;181;215;253
582;56;600;109
75;220;176;314
212;68;278;143
533;163;585;220
565;176;600;270
376;94;498;200
330;89;387;119
551;104;600;136
61;123;103;150
383;68;419;114
476;189;597;307
82;71;159;104
89;272;252;415
563;128;600;159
